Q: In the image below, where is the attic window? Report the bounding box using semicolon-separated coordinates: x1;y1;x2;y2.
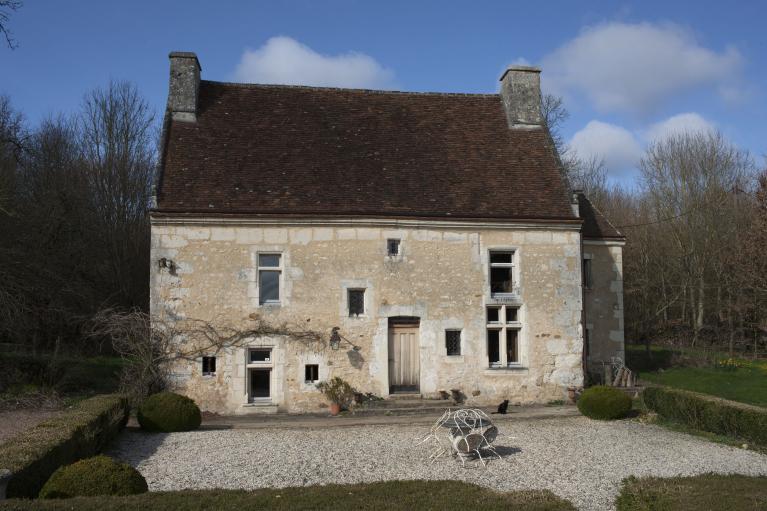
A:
387;239;401;256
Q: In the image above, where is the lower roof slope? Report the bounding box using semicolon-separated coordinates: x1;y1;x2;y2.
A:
156;81;578;222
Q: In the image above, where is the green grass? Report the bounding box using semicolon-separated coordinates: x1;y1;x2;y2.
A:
616;473;767;510
0;481;576;510
640;361;767;407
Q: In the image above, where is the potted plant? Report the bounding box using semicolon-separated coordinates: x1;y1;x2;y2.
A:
316;377;355;416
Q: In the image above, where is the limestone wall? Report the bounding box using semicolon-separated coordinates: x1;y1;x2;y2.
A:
583;241;625;375
150;220;585;413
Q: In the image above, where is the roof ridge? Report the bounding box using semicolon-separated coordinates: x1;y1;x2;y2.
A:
201;80;500;98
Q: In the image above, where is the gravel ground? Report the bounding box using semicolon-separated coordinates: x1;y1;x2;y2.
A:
108;416;767;511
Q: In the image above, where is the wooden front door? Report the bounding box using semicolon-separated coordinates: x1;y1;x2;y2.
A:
388;325;420;392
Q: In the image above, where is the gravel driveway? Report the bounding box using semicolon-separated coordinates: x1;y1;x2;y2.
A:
108;416;767;510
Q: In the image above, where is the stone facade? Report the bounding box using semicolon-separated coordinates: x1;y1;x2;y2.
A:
150;220;586;414
582;241;625;375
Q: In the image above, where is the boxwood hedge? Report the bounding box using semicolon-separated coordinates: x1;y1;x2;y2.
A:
642;386;767;446
0;394;129;498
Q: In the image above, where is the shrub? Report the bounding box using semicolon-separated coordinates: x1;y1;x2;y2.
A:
316;377;356;407
642;386;767;446
39;455;147;499
137;392;201;432
0;394;129;498
577;385;632;420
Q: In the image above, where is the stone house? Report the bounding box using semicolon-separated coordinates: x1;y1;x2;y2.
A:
151;51;625;414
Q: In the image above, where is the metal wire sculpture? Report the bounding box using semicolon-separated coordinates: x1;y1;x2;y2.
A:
419;408;505;467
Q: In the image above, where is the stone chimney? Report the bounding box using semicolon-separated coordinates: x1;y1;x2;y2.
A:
168;52;201;122
499;66;542;129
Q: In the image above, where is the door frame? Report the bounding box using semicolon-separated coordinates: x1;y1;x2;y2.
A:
387;316;421;393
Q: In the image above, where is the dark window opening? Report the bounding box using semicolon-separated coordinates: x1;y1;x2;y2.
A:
506;307;519;323
305;364;319;383
249;369;271;400
249;349;271;363
446;330;461;356
202;356;216;376
387;239;401;256
258;270;280;304
487;307;500;323
258;254;280;267
490;267;514;294
348;289;365;316
487;329;501;367
506;330;519;364
583;258;593;289
490;252;512;264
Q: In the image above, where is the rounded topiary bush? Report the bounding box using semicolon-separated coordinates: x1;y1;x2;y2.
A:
577;385;632;420
39;455;147;499
137;391;201;432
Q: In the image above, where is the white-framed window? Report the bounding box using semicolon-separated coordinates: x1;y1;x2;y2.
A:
583;254;593;290
387;238;401;257
304;364;319;383
486;305;522;368
489;250;516;296
258;253;282;305
202;356;216;376
445;330;461;356
247;347;273;402
348;288;365;317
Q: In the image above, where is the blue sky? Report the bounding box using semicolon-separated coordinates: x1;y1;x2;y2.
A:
2;1;764;184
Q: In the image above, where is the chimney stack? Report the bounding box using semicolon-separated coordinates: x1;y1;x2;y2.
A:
168;52;201;122
499;66;542;129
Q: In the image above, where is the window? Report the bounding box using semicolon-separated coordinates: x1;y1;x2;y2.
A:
446;330;461;356
487;305;521;367
202;356;216;376
348;289;365;317
489;251;515;295
387;239;401;256
305;364;319;383
583;256;593;289
258;253;281;305
249;349;271;363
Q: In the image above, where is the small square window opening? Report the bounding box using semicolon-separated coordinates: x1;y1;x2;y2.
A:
348;289;365;316
387;239;401;256
202;356;216;376
446;330;461;356
305;364;319;383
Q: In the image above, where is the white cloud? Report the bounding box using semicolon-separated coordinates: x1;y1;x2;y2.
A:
569;120;643;175
541;22;744;113
644;112;715;142
232;36;396;89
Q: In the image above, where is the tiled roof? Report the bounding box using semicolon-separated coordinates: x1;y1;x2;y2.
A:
578;193;624;240
156;81;578;222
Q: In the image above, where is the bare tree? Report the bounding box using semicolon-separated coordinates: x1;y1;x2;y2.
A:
0;0;21;49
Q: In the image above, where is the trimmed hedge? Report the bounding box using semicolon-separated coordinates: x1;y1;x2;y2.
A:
137;392;201;432
0;394;129;498
643;386;767;446
577;385;633;420
39;455;147;499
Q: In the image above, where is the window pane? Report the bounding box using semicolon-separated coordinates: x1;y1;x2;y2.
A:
487;307;500;323
506;307;518;322
446;330;461;356
491;267;514;293
348;289;365;316
507;330;519;364
583;258;592;288
490;252;512;264
487;329;501;367
202;356;216;375
259;270;280;303
249;349;271;363
259;254;281;267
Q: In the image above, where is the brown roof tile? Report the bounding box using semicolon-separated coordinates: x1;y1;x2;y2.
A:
578;192;624;240
156;81;577;221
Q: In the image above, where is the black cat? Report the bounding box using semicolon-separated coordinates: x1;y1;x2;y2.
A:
492;399;509;414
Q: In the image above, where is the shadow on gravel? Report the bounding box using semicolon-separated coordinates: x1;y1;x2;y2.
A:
108;427;170;467
493;445;522;458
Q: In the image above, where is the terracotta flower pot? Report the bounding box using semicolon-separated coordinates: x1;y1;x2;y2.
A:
329;403;341;416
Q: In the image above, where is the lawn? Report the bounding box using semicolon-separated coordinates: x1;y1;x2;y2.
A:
640;360;767;407
616;473;767;510
0;481;576;511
